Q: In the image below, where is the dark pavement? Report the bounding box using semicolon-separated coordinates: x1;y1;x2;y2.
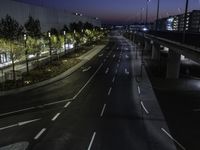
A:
0;35;176;150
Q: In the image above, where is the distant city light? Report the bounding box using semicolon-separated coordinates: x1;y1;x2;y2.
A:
142;27;148;31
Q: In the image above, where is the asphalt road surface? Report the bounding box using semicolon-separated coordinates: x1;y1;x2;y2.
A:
0;35;177;150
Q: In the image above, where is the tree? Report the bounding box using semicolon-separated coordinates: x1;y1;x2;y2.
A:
24;16;42;73
83;22;94;30
60;25;69;34
50;28;59;36
0;15;23;80
50;35;64;60
0;15;23;40
24;16;42;38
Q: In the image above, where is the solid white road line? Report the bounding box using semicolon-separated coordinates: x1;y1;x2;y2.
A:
18;118;41;126
64;102;71;108
0;124;17;131
0;98;73;118
34;128;46;140
161;128;186;150
108;87;112;96
112;76;116;83
0;107;35;117
43;98;73;107
82;66;92;72
140;101;149;114
88;132;96;150
51;113;61;121
137;86;141;95
105;68;109;74
100;104;106;117
73;63;103;99
113;54;116;58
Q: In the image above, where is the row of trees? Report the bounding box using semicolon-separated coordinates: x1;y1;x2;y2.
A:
0;15;104;80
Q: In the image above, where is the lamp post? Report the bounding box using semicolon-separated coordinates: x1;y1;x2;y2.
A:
140;8;144;24
156;0;160;31
24;33;29;74
182;0;189;44
146;0;150;25
63;30;67;55
48;32;52;62
73;30;76;51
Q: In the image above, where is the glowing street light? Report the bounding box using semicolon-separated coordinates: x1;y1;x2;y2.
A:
24;33;29;74
48;32;52;62
73;30;76;51
63;30;67;54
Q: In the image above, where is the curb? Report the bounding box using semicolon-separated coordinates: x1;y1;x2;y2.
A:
0;45;106;96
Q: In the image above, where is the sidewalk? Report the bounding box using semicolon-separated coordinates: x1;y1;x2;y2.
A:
124;37;178;150
0;45;106;96
0;48;75;82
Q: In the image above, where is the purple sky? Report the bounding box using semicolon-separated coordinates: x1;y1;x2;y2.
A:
15;0;200;24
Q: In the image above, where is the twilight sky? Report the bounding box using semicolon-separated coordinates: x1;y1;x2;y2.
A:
15;0;200;24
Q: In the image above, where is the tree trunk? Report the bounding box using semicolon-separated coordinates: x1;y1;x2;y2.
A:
25;50;29;74
11;52;16;81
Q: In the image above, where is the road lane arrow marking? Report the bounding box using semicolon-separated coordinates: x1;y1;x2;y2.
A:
125;68;129;75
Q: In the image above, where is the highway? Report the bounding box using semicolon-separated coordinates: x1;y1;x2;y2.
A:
0;35;177;150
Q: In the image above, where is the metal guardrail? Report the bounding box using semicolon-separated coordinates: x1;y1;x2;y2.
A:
143;33;200;63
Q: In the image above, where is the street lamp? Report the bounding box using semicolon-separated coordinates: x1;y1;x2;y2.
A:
156;0;160;31
24;33;29;74
73;30;76;51
140;8;144;24
48;32;52;62
63;30;67;55
146;0;151;25
182;0;189;43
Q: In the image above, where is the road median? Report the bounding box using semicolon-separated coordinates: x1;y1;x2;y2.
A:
0;45;106;96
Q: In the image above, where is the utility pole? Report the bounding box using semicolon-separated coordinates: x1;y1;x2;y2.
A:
182;0;189;43
156;0;160;31
140;8;145;25
146;0;150;25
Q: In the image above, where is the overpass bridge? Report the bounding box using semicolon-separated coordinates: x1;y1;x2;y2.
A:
130;31;200;79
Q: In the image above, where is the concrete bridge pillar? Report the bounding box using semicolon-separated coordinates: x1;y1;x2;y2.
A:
144;41;151;51
166;49;181;79
151;43;160;60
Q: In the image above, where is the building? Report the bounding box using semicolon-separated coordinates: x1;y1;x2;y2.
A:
156;10;200;33
0;0;101;65
0;0;101;32
189;10;200;32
